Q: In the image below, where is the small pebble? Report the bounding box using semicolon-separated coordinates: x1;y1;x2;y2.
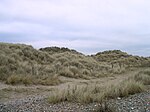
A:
0;91;150;112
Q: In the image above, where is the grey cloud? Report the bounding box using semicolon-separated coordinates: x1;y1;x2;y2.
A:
0;0;150;56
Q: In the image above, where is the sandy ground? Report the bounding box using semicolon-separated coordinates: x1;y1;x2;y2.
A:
0;67;147;103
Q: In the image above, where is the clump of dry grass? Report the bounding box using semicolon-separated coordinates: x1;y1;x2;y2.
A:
48;85;101;104
59;67;89;79
130;71;150;85
48;78;145;104
6;74;36;85
47;79;144;111
102;79;145;99
6;74;61;86
38;74;61;86
59;68;74;78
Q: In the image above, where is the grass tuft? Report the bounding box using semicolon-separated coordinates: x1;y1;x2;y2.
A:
48;79;145;104
6;74;61;86
132;71;150;85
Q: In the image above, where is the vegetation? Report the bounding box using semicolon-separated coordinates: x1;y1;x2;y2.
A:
0;42;150;111
94;102;115;112
48;78;145;104
6;74;61;85
0;43;60;85
130;70;150;85
0;42;150;86
93;50;150;69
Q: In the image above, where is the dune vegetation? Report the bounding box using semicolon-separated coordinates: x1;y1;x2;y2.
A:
48;76;146;104
0;42;150;86
0;42;150;112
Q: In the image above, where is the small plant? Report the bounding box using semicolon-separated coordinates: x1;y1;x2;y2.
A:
94;101;115;112
69;66;80;77
6;74;21;85
21;75;33;85
39;75;61;86
134;73;150;85
6;74;33;85
59;68;74;78
129;71;150;85
120;79;145;96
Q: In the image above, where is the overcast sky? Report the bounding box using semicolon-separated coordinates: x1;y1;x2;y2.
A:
0;0;150;56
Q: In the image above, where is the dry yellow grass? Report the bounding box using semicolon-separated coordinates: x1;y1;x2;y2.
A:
129;70;150;85
6;74;61;86
48;78;145;104
0;42;150;86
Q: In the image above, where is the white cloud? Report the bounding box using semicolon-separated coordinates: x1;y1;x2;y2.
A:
0;22;53;35
1;0;150;27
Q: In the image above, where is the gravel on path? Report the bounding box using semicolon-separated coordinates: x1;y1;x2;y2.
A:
109;91;150;112
0;91;149;112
